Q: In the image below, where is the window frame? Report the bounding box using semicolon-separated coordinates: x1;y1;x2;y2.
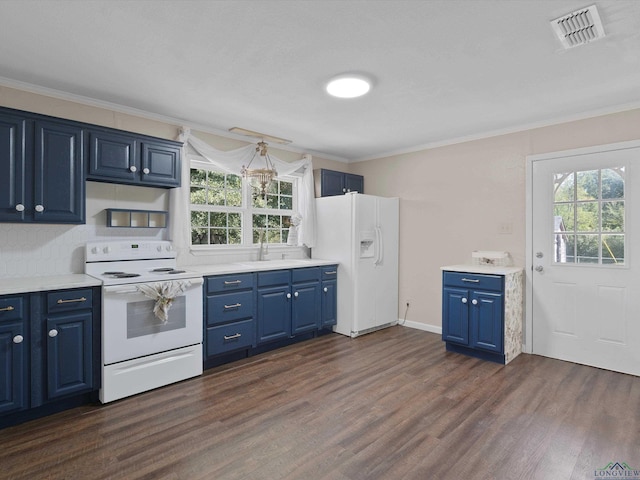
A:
189;157;299;251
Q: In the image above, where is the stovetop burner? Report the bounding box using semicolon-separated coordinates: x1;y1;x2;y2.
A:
104;272;141;278
152;268;175;272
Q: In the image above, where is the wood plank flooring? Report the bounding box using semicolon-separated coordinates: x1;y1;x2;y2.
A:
2;326;640;480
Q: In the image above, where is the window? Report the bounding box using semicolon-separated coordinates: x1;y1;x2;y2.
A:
190;165;296;247
553;167;625;265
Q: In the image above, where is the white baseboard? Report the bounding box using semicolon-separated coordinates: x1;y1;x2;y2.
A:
399;319;442;335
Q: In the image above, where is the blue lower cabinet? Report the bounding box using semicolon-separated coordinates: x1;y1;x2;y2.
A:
442;270;505;363
0;295;28;415
257;284;291;343
206;319;254;356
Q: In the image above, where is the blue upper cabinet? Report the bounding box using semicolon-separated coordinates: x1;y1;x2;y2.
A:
0;111;85;224
315;168;364;197
87;128;181;188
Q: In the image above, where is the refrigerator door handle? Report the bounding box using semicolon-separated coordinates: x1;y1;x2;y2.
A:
375;226;384;266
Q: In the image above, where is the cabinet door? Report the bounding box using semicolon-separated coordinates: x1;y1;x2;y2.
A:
442;287;469;345
87;130;138;182
344;174;364;194
34;121;85;223
0;322;27;414
46;311;93;400
257;286;291;344
470;291;503;353
321;279;337;328
320;169;345;197
292;282;320;334
140;141;181;187
0;112;27;222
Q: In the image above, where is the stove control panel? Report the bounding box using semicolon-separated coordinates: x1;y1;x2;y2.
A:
86;240;176;262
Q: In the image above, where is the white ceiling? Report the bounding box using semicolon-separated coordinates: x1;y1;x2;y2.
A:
1;0;639;162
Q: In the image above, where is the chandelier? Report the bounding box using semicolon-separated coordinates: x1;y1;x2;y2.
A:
241;141;277;197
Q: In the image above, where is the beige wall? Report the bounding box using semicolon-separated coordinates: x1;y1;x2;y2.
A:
349;108;640;330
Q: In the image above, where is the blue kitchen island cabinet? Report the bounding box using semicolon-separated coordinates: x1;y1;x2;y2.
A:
0;111;85;224
0;295;28;415
86;128;181;188
441;266;523;365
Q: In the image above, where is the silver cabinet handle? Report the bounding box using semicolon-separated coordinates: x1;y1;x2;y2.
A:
129;165;137;172
142;168;150;174
35;204;44;213
48;329;58;338
223;333;241;341
323;287;328;293
224;280;242;285
223;303;241;310
286;293;291;299
13;335;23;344
461;298;468;304
324;270;337;275
472;299;478;305
57;296;87;304
15;204;25;212
0;305;15;312
461;278;480;283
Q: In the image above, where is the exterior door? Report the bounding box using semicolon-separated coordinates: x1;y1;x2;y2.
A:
531;144;640;376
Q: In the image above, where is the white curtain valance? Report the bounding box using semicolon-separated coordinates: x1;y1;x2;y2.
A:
169;128;316;253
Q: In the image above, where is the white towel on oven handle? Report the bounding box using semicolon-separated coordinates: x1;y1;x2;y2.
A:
136;280;191;324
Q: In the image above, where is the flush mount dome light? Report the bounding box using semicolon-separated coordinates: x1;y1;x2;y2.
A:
326;75;371;98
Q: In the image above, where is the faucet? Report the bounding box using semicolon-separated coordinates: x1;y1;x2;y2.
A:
258;228;268;261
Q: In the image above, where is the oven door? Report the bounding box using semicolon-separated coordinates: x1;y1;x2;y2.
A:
102;278;203;365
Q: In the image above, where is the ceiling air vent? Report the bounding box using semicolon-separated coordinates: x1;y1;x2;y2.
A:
551;4;605;49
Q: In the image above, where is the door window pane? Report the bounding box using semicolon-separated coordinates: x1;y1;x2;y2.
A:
576;170;599;201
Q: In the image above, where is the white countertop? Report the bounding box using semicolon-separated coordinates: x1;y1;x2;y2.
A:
184;258;339;276
0;274;102;296
441;264;523;275
0;259;339;296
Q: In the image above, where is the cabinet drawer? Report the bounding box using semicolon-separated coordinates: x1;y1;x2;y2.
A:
206;273;254;293
443;272;503;292
0;296;23;322
47;289;93;313
321;265;338;279
292;267;320;283
257;270;290;287
206;319;255;356
207;291;254;326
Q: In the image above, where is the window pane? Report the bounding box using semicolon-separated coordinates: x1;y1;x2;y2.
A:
602;234;624;265
576;170;598;201
190;187;207;205
253;214;266;228
267;215;280;229
191;228;208;245
280;181;293;195
211;229;227;244
227;190;242;207
267;230;281;243
227;174;242;190
267;195;278;209
210;212;226;227
191;169;206;185
191;211;208;227
554;173;574;202
602;167;624;199
554;233;573;263
228;213;241;227
554;205;574;232
576;234;599;264
280;196;293;210
602;201;624;232
576;202;599;232
228;229;242;245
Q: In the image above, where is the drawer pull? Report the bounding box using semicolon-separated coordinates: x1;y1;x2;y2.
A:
223;333;242;341
223;280;242;285
57;296;87;304
324;270;337;275
461;278;480;283
224;303;242;310
0;305;15;312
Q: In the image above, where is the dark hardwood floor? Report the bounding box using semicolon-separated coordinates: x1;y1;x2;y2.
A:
2;326;639;480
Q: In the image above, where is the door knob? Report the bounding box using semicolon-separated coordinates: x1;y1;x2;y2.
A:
536;252;544;258
535;265;544;272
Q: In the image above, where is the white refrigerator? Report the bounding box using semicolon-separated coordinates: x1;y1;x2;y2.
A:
313;193;399;337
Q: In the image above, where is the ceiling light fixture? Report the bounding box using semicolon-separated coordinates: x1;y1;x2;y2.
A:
241;141;278;197
326;74;371;98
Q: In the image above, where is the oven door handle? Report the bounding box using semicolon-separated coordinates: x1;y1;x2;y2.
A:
103;277;203;295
